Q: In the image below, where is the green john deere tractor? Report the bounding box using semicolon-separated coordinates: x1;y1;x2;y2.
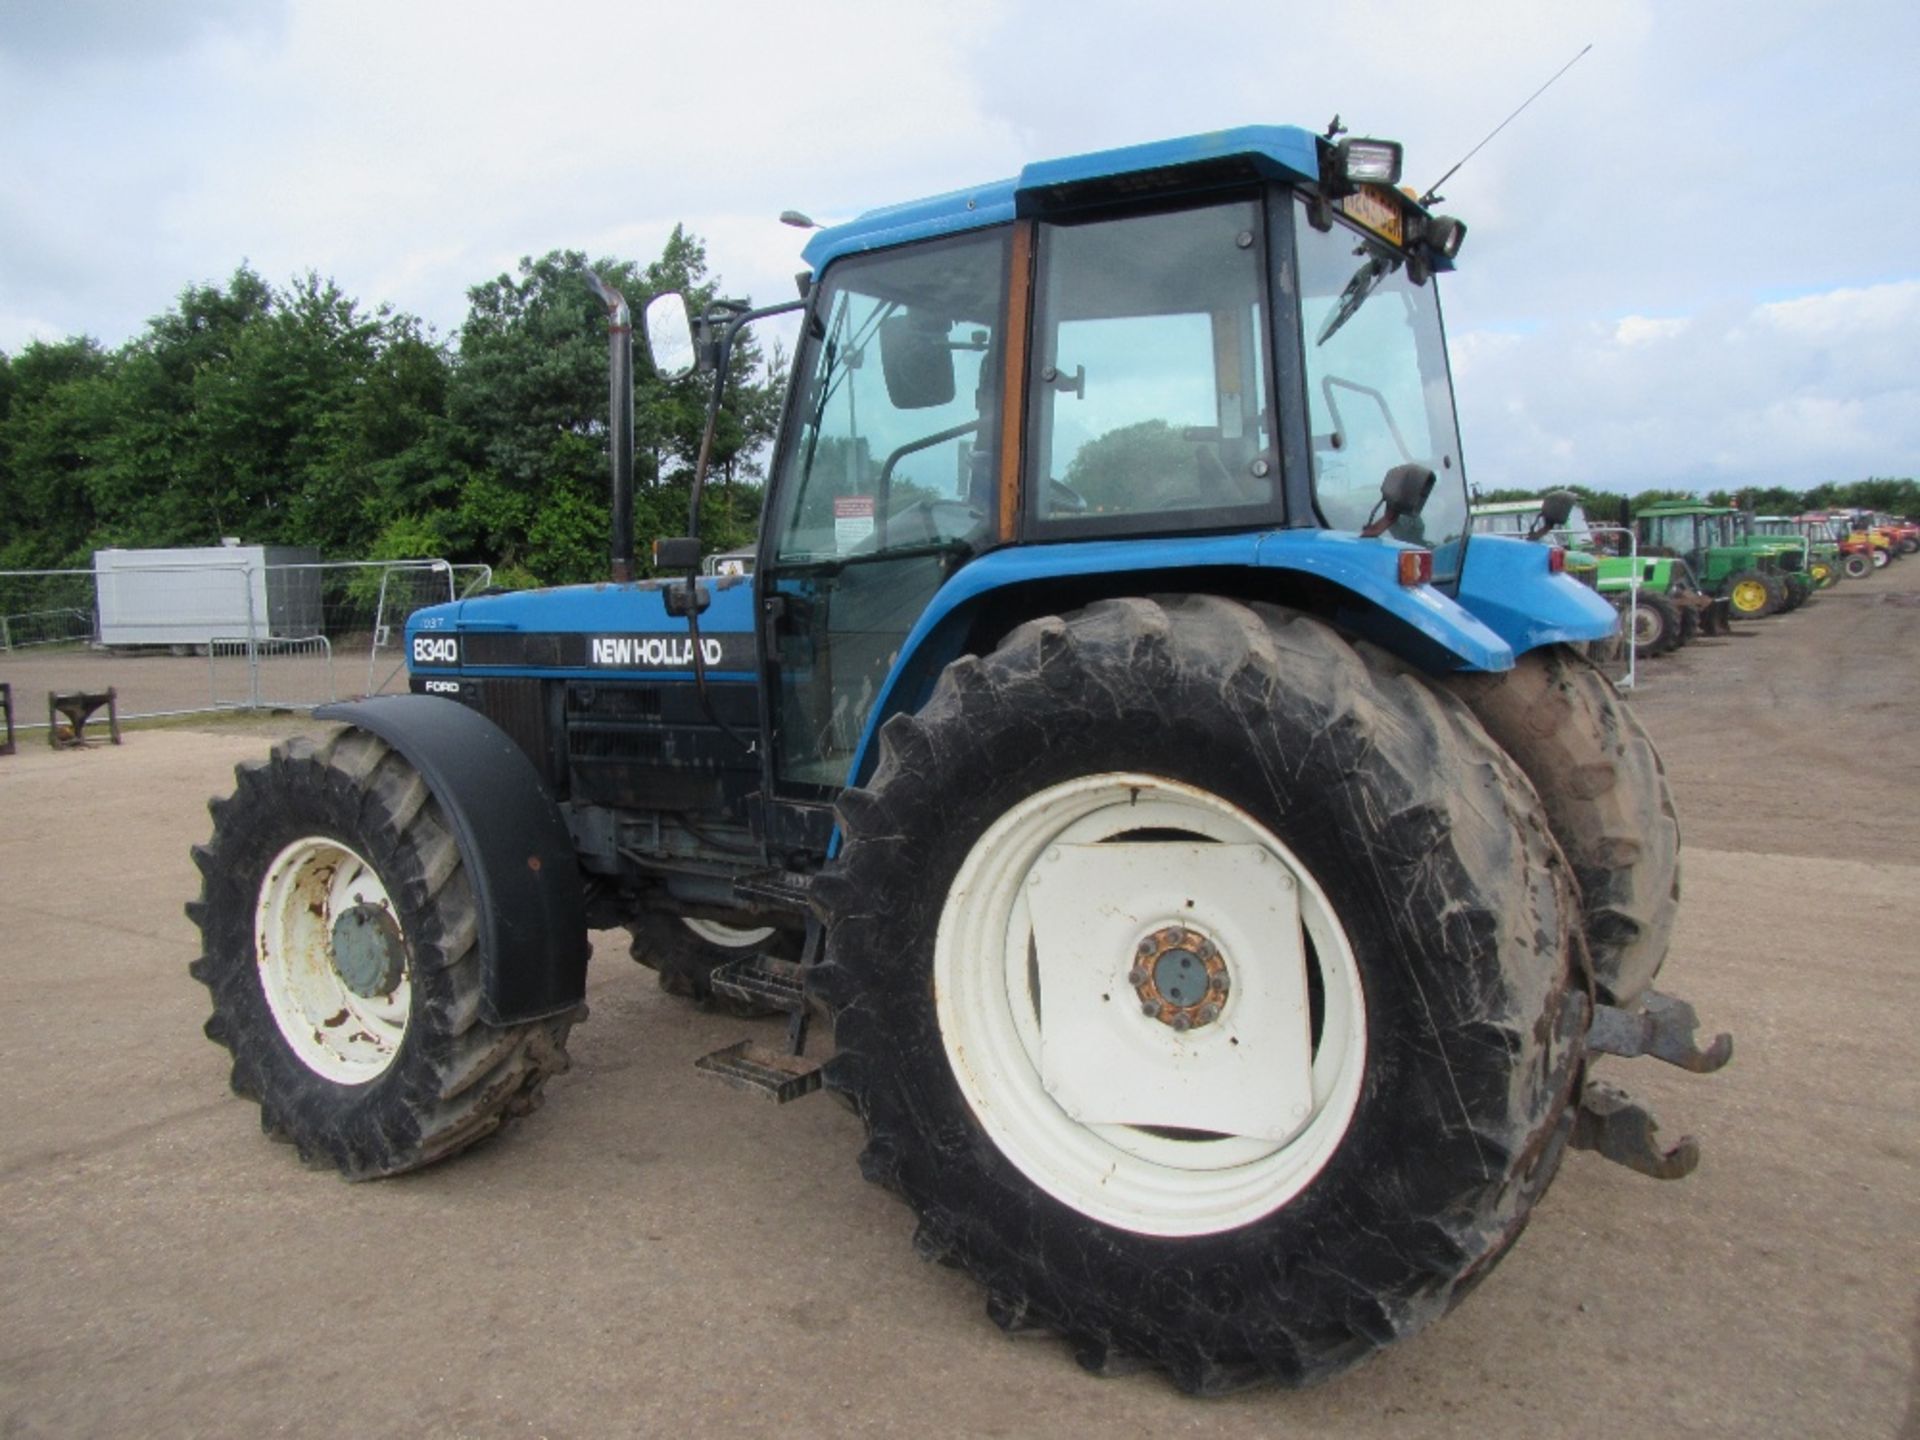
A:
1472;497;1725;655
1636;503;1797;620
1753;515;1840;589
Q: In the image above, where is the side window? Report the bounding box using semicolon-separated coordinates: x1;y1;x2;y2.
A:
1027;201;1274;528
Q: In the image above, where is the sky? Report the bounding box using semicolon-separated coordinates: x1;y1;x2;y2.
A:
2;0;1914;495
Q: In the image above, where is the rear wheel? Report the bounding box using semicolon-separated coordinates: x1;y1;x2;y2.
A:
188;730;577;1177
814;597;1582;1391
1444;646;1681;1009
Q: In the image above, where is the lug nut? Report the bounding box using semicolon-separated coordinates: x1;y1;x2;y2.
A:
1210;973;1230;997
1141;1000;1162;1018
1196;1003;1220;1025
1170;1012;1192;1033
1128;966;1149;987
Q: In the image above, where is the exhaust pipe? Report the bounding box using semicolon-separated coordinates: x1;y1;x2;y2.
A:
583;271;635;584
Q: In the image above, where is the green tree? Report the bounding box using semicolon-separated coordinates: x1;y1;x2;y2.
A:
0;337;112;568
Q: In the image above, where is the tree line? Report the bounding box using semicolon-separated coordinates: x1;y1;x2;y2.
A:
1475;478;1920;521
0;228;783;585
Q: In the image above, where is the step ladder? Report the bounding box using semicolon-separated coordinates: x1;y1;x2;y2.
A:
692;953;823;1103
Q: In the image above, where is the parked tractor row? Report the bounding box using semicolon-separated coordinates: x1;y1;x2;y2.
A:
187;123;1731;1393
1471;496;1915;663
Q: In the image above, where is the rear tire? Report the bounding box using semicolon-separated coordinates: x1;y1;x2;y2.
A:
1444;646;1680;1010
814;597;1582;1390
188;730;577;1178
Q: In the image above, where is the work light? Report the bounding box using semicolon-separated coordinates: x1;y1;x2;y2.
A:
1335;138;1403;187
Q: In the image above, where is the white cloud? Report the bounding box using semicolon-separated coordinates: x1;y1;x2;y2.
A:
1451;280;1920;492
1613;315;1690;346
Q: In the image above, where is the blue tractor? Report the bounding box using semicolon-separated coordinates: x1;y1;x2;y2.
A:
189;124;1726;1390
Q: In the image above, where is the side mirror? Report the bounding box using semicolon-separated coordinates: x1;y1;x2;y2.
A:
1381;463;1436;518
1539;490;1577;527
643;292;697;381
879;313;956;410
1361;464;1436;539
1529;488;1577;539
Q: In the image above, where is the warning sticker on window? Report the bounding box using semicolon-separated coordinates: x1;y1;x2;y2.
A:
834;495;876;550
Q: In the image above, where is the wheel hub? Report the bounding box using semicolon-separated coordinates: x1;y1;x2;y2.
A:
1129;925;1230;1030
331;903;406;999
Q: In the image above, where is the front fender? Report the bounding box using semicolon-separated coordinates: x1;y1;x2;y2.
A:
313;695;588;1026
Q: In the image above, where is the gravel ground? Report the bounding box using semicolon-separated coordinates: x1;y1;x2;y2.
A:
1;562;1915;1439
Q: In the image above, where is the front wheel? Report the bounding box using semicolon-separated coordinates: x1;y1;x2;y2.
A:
813;597;1582;1391
1842;551;1873;580
626;910;793;1017
188;730;577;1177
1726;572;1775;617
1629;591;1680;655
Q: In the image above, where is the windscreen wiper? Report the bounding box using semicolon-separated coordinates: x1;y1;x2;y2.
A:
1316;254;1392;347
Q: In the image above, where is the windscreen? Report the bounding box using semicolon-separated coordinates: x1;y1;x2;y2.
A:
1293;197;1468;579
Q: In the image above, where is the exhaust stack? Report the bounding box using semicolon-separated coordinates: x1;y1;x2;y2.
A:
584;272;635;584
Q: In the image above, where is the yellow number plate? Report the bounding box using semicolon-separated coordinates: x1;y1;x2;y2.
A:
1338;186;1404;246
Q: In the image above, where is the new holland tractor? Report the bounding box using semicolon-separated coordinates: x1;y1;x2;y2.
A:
188;125;1727;1392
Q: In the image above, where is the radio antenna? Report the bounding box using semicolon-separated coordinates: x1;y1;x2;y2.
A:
1418;42;1592;207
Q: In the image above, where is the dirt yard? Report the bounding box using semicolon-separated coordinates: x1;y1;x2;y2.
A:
1;565;1915;1439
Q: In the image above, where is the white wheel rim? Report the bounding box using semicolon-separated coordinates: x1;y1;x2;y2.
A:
934;773;1367;1238
255;836;410;1085
683;917;776;949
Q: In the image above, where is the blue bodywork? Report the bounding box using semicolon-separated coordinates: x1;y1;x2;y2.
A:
802;125;1322;273
404;575;757;682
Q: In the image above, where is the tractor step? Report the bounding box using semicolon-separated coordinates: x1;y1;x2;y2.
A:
708;955;805;1012
694;1040;823;1102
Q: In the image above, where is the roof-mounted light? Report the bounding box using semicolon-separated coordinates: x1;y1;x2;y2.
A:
1335;138;1403;188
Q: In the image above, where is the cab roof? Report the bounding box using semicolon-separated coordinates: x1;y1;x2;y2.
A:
801;125;1323;273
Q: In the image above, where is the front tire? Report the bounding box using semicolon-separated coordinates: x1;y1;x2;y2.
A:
626;910;793;1017
813;597;1582;1390
188;729;577;1177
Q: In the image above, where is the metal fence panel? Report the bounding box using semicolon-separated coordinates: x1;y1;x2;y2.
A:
0;559;493;730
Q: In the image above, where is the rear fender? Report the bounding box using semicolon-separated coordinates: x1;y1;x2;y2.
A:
1452;533;1620;658
313;695;588;1026
842;530;1523;789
